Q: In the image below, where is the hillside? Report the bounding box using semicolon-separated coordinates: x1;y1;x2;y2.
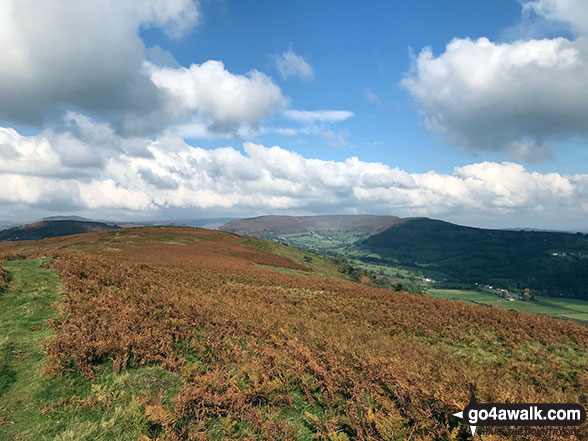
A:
221;215;588;300
221;215;410;237
0;220;119;242
0;227;586;440
363;218;588;299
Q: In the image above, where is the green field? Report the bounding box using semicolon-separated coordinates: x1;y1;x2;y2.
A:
276;228;371;255
427;289;588;324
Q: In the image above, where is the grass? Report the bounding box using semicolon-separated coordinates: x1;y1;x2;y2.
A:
0;258;182;441
240;238;348;281
0;258;63;434
427;288;588;324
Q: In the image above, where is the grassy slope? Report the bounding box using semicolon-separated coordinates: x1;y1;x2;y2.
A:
0;258;182;441
0;231;351;440
239;237;349;281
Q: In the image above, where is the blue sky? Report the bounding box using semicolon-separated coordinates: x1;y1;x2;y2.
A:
1;0;588;228
142;0;523;172
136;0;586;175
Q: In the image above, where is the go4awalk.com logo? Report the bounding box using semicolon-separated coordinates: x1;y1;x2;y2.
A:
452;384;586;438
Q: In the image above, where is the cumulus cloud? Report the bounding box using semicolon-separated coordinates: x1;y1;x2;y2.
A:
149;61;288;134
273;48;314;81
403;0;588;161
0;0;288;137
1;117;587;228
524;0;588;35
0;0;198;129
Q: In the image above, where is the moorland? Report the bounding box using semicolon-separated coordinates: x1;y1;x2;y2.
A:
0;227;586;440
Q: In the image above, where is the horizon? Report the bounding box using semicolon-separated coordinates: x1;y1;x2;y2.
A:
2;213;587;234
1;1;588;229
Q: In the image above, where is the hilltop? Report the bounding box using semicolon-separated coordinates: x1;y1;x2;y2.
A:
221;214;411;237
0;220;119;242
0;227;586;440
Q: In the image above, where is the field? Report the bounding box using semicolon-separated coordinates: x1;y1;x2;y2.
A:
0;227;587;440
427;289;588;325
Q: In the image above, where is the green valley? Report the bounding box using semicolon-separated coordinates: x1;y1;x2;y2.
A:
221;215;588;322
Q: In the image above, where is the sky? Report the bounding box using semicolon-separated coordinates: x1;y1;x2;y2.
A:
1;0;588;229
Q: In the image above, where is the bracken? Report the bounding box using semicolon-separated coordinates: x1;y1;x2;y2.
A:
2;227;587;441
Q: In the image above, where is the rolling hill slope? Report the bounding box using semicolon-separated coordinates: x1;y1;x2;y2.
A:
0;227;586;440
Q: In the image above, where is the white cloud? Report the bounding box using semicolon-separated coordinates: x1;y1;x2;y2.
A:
403;36;588;161
0;0;288;138
145;46;181;68
149;60;288;134
273;48;314;81
283;110;354;124
1;118;587;228
403;0;588;161
0;0;199;130
524;0;588;35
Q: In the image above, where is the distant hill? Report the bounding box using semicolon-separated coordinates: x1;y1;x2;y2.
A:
221;214;411;237
362;218;588;299
105;218;239;230
0;220;119;242
42;215;93;222
180;218;240;229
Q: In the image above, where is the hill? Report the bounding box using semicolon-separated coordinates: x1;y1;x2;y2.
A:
221;214;410;237
0;227;586;440
42;215;93;222
363;218;588;299
221;215;588;300
0;220;119;242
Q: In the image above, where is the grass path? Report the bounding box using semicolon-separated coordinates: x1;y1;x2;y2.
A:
0;258;63;438
0;258;181;441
